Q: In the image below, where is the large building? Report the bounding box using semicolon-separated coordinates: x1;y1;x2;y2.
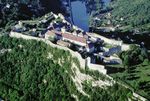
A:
45;30;87;46
61;32;87;46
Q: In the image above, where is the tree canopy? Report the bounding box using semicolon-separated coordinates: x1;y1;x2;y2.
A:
111;0;150;32
0;36;132;101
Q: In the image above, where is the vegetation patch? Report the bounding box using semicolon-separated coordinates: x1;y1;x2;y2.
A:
109;45;150;99
0;36;80;100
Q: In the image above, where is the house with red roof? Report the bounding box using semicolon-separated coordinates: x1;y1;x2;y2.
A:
61;32;87;46
45;30;87;46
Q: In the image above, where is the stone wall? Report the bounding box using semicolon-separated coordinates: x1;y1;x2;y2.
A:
10;31;86;69
87;32;130;51
86;57;107;74
133;93;147;101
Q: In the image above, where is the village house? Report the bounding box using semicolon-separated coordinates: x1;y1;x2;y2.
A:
86;57;107;74
62;32;87;46
13;21;26;32
45;30;62;40
57;40;71;47
45;30;87;46
45;28;98;54
103;46;121;57
93;53;122;65
86;42;95;53
103;56;122;65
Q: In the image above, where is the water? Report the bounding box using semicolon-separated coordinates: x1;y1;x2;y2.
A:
71;1;89;31
70;0;111;32
69;0;149;49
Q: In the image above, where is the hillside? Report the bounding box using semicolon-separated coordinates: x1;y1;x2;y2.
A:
0;35;132;101
0;0;149;100
110;0;150;32
0;0;64;28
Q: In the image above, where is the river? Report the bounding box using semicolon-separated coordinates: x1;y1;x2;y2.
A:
70;0;111;31
70;1;150;49
71;1;89;31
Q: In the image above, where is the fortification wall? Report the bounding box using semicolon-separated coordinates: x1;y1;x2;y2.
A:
10;32;86;69
87;32;130;51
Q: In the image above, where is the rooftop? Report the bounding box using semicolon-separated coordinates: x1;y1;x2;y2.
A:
47;30;87;44
57;40;71;47
62;32;87;44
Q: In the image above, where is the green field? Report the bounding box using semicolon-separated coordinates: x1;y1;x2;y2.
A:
109;64;150;99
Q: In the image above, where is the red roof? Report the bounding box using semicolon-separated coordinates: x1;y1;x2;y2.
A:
62;33;86;44
47;30;55;35
47;30;61;35
47;30;87;44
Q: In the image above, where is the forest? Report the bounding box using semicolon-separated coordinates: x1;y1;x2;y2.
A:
109;45;150;99
0;0;64;28
0;0;149;100
87;0;150;32
0;35;132;100
110;0;150;32
85;0;103;13
0;35;77;100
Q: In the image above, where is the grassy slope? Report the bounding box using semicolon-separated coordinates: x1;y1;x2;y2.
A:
111;0;150;32
0;36;133;101
110;64;150;99
0;36;78;100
